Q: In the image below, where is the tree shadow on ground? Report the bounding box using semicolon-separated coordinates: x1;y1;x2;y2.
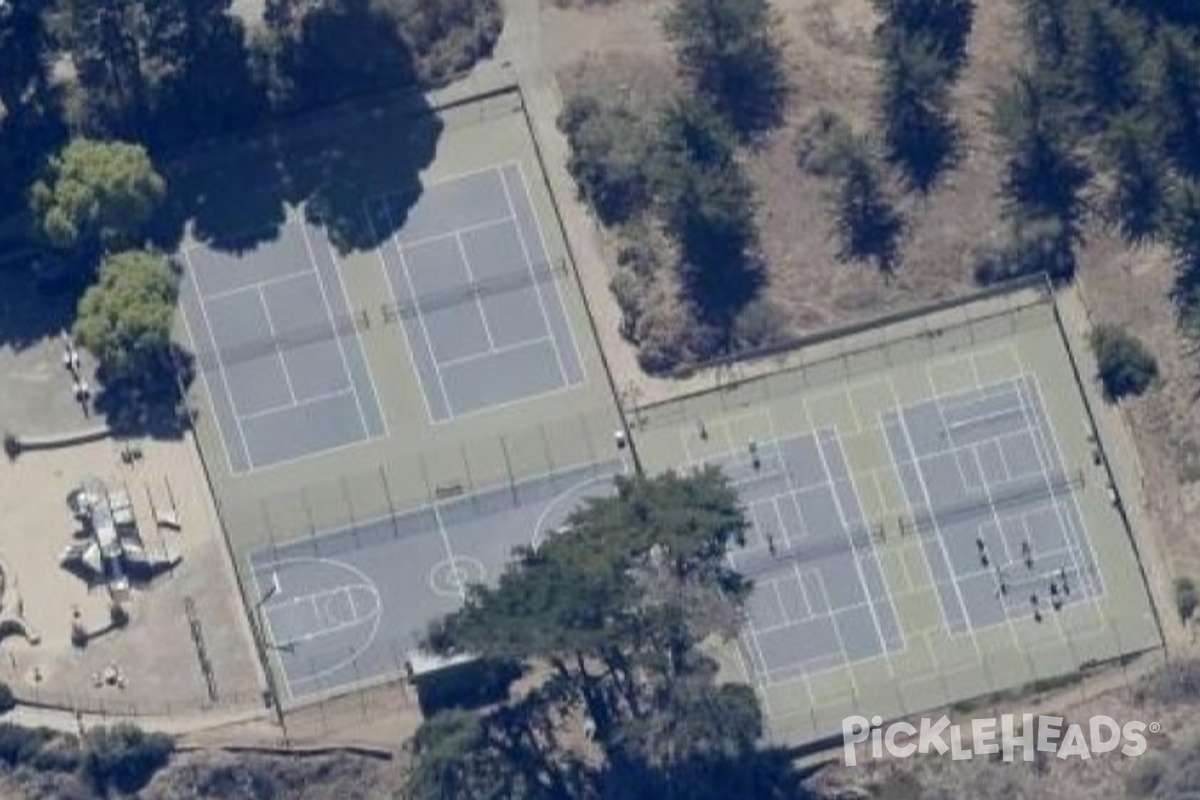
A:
91;351;193;440
0;260;89;351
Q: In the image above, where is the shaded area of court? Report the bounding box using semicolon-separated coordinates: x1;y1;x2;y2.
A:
368;164;584;421
179;214;385;473
248;459;625;701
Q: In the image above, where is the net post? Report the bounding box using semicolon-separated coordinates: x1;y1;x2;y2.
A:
381;464;400;539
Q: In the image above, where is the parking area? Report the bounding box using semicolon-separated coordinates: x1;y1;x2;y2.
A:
179;214;386;473
367;164;584;422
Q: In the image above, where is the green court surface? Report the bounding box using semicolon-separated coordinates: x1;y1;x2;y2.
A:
631;284;1161;745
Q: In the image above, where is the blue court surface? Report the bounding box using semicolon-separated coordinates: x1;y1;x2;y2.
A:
179;214;386;474
882;374;1100;632
366;163;584;422
248;459;626;702
706;432;905;686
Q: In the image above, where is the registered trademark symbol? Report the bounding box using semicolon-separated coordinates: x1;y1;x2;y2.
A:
1149;722;1162;734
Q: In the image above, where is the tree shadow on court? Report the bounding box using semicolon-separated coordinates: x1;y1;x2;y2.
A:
153;0;442;257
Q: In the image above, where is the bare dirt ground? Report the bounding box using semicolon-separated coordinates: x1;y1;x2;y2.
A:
541;0;1026;397
0;422;264;718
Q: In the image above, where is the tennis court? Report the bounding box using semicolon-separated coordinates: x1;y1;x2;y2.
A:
179;213;386;473
366;163;584;422
632;285;1161;744
248;458;626;701
882;374;1099;634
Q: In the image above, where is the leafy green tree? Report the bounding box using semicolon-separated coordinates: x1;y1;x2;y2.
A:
406;709;562;800
1099;113;1165;241
652;99;760;318
259;0;418;110
992;72;1088;226
973;214;1075;285
662;0;785;137
29;138;166;254
416;469;811;800
60;0;147;135
139;0;263;145
1021;0;1071;69
1166;177;1200;333
872;0;975;75
1090;324;1158;400
559;93;655;226
74;250;178;381
1150;32;1200;176
1068;6;1142;121
80;724;173;795
0;0;65;216
826;131;904;273
878;31;958;191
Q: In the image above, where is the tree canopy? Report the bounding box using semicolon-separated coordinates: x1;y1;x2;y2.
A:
412;469;810;800
662;0;786;138
73;249;179;381
29;138;166;255
652;99;761;321
825;131;904;274
1090;324;1159;401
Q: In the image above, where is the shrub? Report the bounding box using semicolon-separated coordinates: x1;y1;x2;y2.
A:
0;724;54;768
0;682;15;715
1090;324;1159;400
384;0;503;86
81;724;173;794
1176;576;1198;623
559;93;655;226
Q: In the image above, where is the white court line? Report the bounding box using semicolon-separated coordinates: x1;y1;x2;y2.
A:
400;214;516;252
431;502;467;601
256;286;298;405
945;405;1025;438
976;447;1016;566
389;209;456;419
364;197;436;424
794;563;813;618
884;378;982;653
436;336;552;370
811;570;863;702
453;230;498;352
1007;361;1095;594
499;167;569;387
178;284;240;476
297;216;370;441
514;163;588;384
199;267;315;303
806;425;890;665
771;581;790;624
239;387;355;423
322;235;389;439
250;557;383;699
184;249;254;471
1021;370;1106;598
772;496;793;550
